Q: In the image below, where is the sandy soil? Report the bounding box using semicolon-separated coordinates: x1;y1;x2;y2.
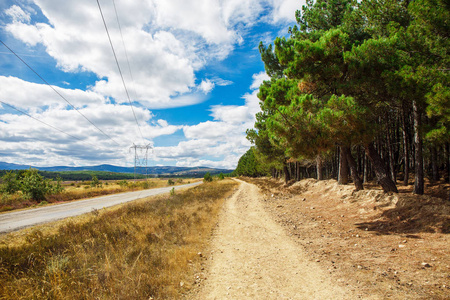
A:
191;180;356;299
245;178;450;299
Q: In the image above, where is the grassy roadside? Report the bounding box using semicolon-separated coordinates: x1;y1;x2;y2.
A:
0;179;238;299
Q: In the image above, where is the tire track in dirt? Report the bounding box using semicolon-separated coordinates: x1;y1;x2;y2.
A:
193;180;356;299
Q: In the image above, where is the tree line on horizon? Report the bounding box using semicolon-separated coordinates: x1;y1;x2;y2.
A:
234;0;449;195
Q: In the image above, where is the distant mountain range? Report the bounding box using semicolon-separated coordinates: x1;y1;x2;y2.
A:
0;161;232;176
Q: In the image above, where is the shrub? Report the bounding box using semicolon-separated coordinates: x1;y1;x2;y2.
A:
218;173;225;180
203;172;213;182
118;180;129;188
0;171;20;194
51;176;64;194
139;181;149;189
20;169;51;201
168;179;175;185
90;176;101;188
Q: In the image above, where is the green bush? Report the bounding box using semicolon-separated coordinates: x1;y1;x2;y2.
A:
168;179;175;185
218;173;225;180
90;176;101;188
20;169;51;201
0;171;20;194
51;176;64;194
118;180;129;188
203;172;213;182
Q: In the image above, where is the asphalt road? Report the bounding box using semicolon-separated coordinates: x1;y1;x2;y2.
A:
0;181;202;234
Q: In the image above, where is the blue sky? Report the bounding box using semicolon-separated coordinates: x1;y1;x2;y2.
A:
0;0;302;169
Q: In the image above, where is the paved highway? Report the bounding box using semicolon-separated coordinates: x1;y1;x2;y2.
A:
0;181;202;233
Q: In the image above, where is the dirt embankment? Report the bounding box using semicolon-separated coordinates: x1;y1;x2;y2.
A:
248;178;450;299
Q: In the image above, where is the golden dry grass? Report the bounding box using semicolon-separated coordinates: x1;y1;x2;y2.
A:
0;179;237;300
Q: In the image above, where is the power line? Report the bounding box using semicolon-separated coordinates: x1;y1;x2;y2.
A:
96;0;146;144
0;100;86;143
111;0;144;146
0;39;121;146
111;0;137;95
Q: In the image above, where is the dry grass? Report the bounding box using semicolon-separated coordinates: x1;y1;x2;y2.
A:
0;179;237;300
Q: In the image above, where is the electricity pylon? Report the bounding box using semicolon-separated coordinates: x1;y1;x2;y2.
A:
129;143;152;180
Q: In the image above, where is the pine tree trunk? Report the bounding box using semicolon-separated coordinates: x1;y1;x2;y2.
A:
364;142;398;193
387;120;396;183
431;146;439;182
343;146;364;191
446;143;450;183
401;106;410;186
338;147;349;184
363;151;368;183
413;99;424;195
316;156;323;180
283;161;290;184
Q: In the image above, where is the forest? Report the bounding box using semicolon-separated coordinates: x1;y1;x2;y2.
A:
235;0;449;196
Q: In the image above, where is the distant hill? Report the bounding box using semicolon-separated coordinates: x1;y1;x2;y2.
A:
0;162;31;170
0;162;232;176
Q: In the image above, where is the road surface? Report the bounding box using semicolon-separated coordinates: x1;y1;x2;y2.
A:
0;181;202;233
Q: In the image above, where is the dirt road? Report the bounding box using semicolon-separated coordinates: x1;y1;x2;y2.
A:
193;180;355;299
0;182;202;233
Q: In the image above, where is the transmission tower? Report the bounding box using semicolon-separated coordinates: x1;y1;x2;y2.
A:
129;143;152;180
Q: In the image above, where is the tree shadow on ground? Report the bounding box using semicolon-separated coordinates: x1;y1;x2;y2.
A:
356;195;450;235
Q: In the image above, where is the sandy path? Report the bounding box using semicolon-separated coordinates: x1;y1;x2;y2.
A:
193;180;355;300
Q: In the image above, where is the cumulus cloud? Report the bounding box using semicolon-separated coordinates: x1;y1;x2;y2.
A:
0;76;105;110
154;71;265;169
5;5;31;23
210;71;267;125
250;71;270;90
4;0;272;109
271;0;302;23
4;0;298;110
0;77;182;166
1;0;298;168
199;79;215;94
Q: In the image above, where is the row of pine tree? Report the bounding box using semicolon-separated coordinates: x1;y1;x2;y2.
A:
236;0;449;196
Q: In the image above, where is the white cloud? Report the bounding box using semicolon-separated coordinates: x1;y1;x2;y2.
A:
4;0;297;109
5;5;31;23
1;1;300;169
250;71;270;89
0;77;183;166
271;0;302;23
152;71;264;169
199;79;215;94
213;77;234;86
209;72;265;124
0;76;104;110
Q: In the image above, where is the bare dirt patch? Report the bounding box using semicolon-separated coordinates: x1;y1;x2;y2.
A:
246;177;450;299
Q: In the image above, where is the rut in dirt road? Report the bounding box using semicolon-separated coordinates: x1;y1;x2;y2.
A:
193;180;355;300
